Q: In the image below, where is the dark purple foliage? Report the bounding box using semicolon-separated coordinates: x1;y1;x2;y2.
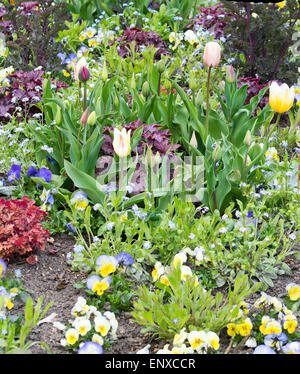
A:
101;119;180;157
114;27;171;60
186;3;230;39
237;76;269;109
0;70;67;123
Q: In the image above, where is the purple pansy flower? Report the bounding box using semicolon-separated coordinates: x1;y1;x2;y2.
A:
27;166;38;177
7;165;21;182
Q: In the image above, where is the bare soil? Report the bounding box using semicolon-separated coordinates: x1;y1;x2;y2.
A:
8;233;300;355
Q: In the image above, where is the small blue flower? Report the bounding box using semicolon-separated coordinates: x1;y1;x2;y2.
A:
144;241;152;250
282;341;300;354
35;167;52;183
7;164;21;182
264;333;288;348
168;220;175;230
57;53;66;63
46;156;56;165
107;222;115;231
14;269;22;278
73;245;85;254
66;223;77;233
116;252;135;267
78;341;103;354
253;345;276;354
27;166;38;177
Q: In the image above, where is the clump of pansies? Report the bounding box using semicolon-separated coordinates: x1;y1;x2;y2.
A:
136;328;220;354
0;258;21;311
59;296;118;354
226;284;300;354
86;252;135;297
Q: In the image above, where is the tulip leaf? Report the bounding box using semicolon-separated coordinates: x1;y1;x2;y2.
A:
64;160;106;204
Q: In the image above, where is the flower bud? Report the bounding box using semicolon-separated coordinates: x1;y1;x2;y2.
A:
212;144;221;161
190;131;198;148
74;57;88;82
87;111;96;126
113;128;131;158
80;106;90;125
101;61;108;82
229;169;241;183
244;130;252;146
203;41;221;68
114;94;119;107
142;81;150;98
55;106;62;125
156;60;165;74
189;73;198;91
130;72;136;90
226;65;235;83
78;65;90;82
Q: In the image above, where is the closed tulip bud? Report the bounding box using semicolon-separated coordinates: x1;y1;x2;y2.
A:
156;60;165;74
212;144;221;161
87;111;96;126
189;73;198;91
269;81;295;113
229;169;241;183
142;81;150;98
78;65;90;82
244;130;252;146
101;61;108;82
246;155;251;167
145;146;161;167
203;41;221;67
74;57;88;82
113;128;131;158
80;106;90;125
190;131;198;148
130;72;136;89
55;106;62;125
226;65;235;83
114;94;119;107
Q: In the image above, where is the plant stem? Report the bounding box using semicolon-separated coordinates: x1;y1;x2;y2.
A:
83;82;87;111
120;157;124;192
157;72;161;96
205;66;212;140
78;82;82;110
267;112;281;139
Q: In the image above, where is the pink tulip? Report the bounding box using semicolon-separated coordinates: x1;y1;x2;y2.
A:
203;42;221;68
80;106;90;125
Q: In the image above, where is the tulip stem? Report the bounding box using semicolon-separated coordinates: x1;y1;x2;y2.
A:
83;82;87;111
205;66;212;140
78;82;82;110
267;113;281;140
119;157;124;192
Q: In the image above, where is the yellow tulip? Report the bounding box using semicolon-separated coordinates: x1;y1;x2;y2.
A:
269;82;295;113
112;128;131;158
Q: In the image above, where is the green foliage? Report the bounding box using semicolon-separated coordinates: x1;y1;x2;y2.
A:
132;266;260;340
0;295;53;354
171;73;273;211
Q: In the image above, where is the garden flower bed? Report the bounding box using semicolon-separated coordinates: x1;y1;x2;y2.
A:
0;0;299;358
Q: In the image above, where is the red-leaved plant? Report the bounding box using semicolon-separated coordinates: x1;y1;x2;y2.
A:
0;196;50;264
